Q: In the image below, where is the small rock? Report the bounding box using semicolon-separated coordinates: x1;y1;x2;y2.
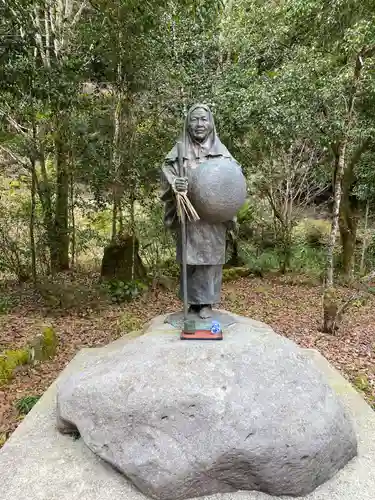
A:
29;326;58;362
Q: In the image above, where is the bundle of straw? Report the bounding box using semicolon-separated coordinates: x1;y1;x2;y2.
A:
175;141;200;223
174;184;200;222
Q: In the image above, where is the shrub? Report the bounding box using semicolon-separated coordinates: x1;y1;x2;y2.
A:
237;199;275;244
158;258;180;278
238;240;326;278
237;199;253;224
239;245;280;274
294;218;330;248
0;295;14;315
104;279;148;303
291;244;325;277
136;200;175;276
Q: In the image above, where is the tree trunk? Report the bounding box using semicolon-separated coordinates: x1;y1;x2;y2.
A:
35;138;54;274
339;207;358;280
276;223;292;274
338;148;362;279
70;169;76;267
111;198;118;241
111;89;123;241
53;126;70;271
359;200;370;275
325;141;347;287
129;193;136;280
325;51;367;286
119;200;124;235
30;160;37;285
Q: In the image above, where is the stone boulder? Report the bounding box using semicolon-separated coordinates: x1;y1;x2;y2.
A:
56;314;357;500
100;233;146;282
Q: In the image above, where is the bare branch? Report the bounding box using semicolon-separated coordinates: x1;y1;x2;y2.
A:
44;5;51;68
0;108;31;139
0;146;31;171
71;1;88;26
33;4;48;67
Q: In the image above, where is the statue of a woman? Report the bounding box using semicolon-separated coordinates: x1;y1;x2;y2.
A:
160;104;241;319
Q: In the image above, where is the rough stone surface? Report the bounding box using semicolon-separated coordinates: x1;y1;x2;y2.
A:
56;314;357;500
1;319;375;500
100;234;146;281
188;158;247;223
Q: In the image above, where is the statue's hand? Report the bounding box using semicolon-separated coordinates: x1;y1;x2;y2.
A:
174;177;188;193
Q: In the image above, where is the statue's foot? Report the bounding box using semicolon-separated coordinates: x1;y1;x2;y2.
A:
199;305;212;319
188;305;199;315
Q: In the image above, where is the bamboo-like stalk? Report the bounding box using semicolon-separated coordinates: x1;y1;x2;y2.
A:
175;191;200;222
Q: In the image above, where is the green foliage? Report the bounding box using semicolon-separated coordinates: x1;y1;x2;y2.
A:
15;395;41;415
0;179;34;281
1;0;375;284
105;279;148;303
294;219;331;249
290;244;326;278
363;234;375;272
0;295;15;315
137;200;176;275
240;245;280;275
239;241;326;278
236;200;253;225
0;348;29;385
158;258;180;279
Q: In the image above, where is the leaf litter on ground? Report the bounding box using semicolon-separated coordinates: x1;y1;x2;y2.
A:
1;274;374;443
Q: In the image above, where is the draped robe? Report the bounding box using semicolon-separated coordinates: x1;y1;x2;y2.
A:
160;105;237;305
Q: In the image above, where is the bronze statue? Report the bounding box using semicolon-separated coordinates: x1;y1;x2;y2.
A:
161;104;246;320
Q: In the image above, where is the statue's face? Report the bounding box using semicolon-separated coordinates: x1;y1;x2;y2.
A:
188;108;212;142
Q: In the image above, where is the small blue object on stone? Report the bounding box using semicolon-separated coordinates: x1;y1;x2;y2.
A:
210;321;222;334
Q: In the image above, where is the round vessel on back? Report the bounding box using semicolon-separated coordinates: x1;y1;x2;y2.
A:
188;157;247;223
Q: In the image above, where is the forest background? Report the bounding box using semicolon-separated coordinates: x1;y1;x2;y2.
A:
1;0;375;442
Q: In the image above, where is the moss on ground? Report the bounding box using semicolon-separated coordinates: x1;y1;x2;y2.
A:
0;348;29;385
28;326;58;361
0;325;58;385
118;312;144;333
41;326;58;359
223;267;252;282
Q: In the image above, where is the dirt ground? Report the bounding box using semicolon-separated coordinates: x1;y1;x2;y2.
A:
1;274;374;443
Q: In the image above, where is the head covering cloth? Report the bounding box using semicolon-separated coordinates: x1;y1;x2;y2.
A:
160;104;233;229
164;104;231;165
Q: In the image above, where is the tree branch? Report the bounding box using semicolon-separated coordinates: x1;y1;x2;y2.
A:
71;0;88;27
0;146;31;171
0;108;31;139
